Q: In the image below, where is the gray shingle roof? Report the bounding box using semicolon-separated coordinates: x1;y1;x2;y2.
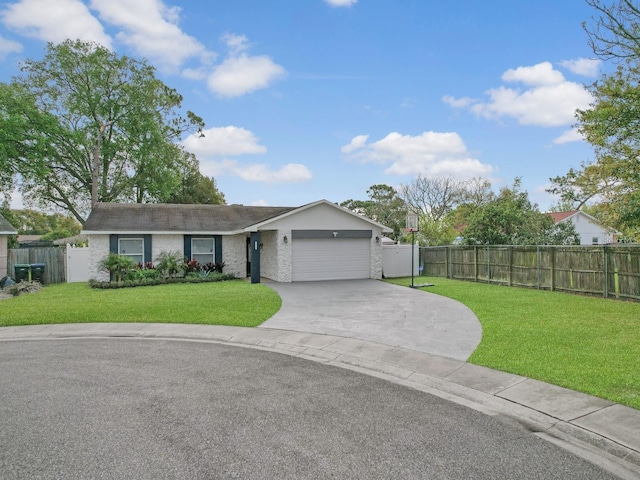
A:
83;203;298;233
0;214;17;234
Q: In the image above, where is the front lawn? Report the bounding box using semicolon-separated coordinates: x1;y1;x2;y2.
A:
385;277;640;410
0;281;281;328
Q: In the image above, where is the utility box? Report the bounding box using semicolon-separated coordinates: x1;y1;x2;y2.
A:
30;263;46;284
14;264;31;282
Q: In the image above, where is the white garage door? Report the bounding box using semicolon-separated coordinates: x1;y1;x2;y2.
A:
292;238;370;282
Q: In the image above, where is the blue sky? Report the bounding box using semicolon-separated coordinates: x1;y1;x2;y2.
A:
0;0;605;210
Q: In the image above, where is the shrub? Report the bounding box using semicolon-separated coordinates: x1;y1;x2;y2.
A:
88;272;235;289
98;253;137;282
125;264;160;282
155;250;186;278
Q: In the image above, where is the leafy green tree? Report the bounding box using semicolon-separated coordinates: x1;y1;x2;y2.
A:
548;1;640;240
465;179;579;245
166;152;226;204
1;39;206;223
4;209;81;236
341;184;406;240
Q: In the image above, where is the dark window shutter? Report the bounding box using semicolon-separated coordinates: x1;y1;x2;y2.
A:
109;235;118;254
215;235;222;263
184;235;192;260
143;235;152;264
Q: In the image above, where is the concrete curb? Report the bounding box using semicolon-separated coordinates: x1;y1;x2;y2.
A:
1;323;639;479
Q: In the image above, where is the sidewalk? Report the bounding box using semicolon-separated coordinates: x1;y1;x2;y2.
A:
0;322;638;478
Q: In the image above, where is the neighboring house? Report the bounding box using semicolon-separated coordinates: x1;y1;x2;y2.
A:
82;199;393;283
17;235;52;248
548;210;618;245
0;214;18;278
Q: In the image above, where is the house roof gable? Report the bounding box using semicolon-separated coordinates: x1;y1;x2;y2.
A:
82;203;297;234
547;210;578;224
0;214;17;235
248;199;393;232
547;210;620;234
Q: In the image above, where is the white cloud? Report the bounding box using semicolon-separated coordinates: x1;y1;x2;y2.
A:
1;0;112;47
182;126;267;157
340;134;369;153
184;126;310;183
442;95;475;108
208;53;286;97
559;57;601;77
324;0;357;6
553;128;584;144
89;0;209;71
201;159;312;183
222;33;249;54
0;35;22;58
501;62;565;86
445;62;592;128
342;131;494;177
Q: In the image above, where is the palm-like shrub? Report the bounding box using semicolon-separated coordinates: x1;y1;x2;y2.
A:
99;253;137;282
155;250;186;278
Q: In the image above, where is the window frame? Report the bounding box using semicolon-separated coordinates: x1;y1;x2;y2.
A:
118;237;145;265
191;237;216;265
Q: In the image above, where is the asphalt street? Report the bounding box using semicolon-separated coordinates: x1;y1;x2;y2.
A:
0;338;622;480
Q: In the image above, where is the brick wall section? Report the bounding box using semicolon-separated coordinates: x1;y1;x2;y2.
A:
221;235;247;279
88;234;110;281
152;235;183;261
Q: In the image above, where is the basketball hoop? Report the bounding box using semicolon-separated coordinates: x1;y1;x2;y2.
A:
406;212;419;232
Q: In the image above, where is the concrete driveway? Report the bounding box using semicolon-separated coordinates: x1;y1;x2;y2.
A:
261;279;482;361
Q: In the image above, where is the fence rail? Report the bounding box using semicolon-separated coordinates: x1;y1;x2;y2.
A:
420;245;640;301
7;247;66;284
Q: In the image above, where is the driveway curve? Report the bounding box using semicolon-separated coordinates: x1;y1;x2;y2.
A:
262;279;482;361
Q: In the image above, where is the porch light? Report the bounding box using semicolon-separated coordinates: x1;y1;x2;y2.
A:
283;235;288;243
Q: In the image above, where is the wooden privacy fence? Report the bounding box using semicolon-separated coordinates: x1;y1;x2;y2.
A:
7;247;66;284
420;245;640;301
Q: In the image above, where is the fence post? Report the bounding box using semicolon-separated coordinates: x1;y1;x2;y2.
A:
536;245;540;289
473;246;478;282
508;246;513;286
603;246;608;298
487;246;491;282
550;247;555;291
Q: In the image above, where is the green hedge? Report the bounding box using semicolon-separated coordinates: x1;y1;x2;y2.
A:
89;273;236;289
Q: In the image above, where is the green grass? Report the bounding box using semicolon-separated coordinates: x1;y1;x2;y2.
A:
0;280;281;328
385;277;640;410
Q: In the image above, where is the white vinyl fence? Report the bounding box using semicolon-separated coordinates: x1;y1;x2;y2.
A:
66;244;90;283
382;243;419;278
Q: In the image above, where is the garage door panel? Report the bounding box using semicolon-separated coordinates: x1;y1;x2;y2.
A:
293;238;370;282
